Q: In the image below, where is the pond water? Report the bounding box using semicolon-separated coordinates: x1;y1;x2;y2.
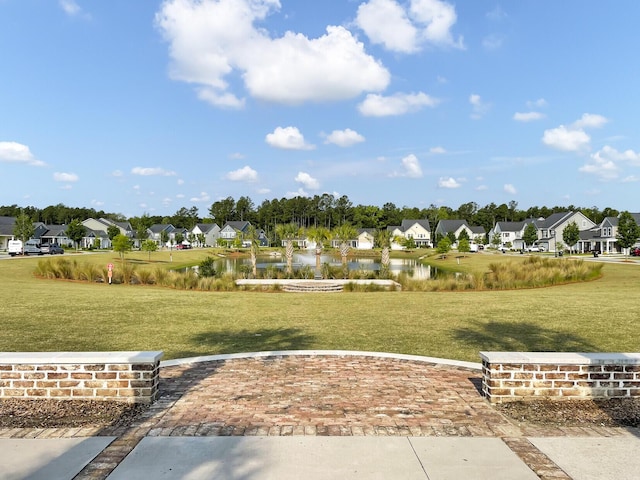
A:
205;252;440;279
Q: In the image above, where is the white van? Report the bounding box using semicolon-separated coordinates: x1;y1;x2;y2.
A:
8;240;23;256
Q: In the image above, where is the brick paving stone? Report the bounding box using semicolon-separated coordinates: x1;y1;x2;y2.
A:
4;354;638;480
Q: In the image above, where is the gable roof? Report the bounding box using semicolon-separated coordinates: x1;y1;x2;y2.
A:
437;219;468;233
222;221;251;232
194;223;219;234
401;219;430;232
534;211;574;229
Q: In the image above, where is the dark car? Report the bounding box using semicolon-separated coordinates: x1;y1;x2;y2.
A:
48;244;64;255
41;244;64;254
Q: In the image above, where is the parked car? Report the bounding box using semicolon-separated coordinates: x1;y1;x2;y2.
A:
23;244;43;255
42;244;64;255
631;247;640;257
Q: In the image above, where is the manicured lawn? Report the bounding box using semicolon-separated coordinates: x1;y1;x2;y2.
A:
1;251;638;362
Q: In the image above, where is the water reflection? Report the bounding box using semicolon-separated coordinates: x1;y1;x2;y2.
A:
211;253;436;279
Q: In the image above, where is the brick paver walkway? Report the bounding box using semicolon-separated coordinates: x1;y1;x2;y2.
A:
1;354;636;479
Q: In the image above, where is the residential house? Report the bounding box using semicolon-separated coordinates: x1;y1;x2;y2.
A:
489;220;537;250
147;224;178;248
330;228;375;250
387;219;431;249
220;221;269;246
82;218;135;249
0;216;16;250
585;213;640;254
531;211;596;253
37;224;73;247
191;223;221;247
434;220;486;245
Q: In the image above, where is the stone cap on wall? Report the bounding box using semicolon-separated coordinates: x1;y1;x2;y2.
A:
480;352;640;365
0;351;164;364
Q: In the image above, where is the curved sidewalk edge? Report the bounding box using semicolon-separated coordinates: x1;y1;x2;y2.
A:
159;350;482;371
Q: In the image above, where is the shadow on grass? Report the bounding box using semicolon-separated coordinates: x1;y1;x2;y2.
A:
453;320;598;352
173;327;315;359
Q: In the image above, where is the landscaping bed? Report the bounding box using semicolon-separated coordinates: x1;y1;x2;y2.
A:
1;398;639;429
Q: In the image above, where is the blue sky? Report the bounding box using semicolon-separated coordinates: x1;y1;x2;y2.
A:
1;0;639;218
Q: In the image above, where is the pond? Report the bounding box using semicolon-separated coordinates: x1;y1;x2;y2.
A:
203;252;441;279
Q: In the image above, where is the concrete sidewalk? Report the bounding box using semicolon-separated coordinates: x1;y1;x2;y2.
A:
2;434;640;480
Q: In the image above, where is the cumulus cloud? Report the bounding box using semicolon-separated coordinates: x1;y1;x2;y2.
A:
542;113;608;152
358;92;439;116
53;172;79;182
513;111;545;122
131;167;177;176
400;154;423;178
504;183;517;194
578;145;639;181
356;0;464;52
469;94;490;119
438;177;460;188
286;188;310;198
155;0;390;107
190;192;211;202
295;172;320;190
573;113;608;129
225;165;258;182
0;141;45;166
265;126;315;150
324;128;365;147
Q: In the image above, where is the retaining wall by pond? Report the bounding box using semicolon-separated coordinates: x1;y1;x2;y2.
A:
0;351;163;404
480;352;640;404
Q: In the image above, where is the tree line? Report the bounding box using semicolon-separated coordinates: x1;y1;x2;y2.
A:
0;195;623;239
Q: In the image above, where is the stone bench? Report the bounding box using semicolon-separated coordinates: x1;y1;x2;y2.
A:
0;351;163;404
480;352;640;404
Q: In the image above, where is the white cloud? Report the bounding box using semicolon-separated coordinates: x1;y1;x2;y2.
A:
131;167;177;176
53;172;79;182
526;98;547;109
504;183;517;194
190;192;211;202
622;175;639;183
542;113;609;152
513;111;545;122
286;188;310;198
295;172;320;190
438;177;460;188
225;165;259;182
324;128;365;147
177;178;185;185
578;145;640;181
265;126;315;150
429;146;446;154
469;94;490;119
155;0;390;107
400;154;423;178
91;200;104;207
573;113;608;129
59;0;91;19
356;0;464;52
257;187;271;194
542;125;590;152
475;184;488;191
0;141;45;166
358;92;439;117
111;170;123;177
229;152;245;160
356;0;417;53
486;6;507;21
410;0;465;48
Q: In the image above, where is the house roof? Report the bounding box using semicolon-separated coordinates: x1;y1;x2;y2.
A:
437;219;468;232
494;221;526;232
534;211;574;229
194;223;219;234
222;221;251;232
401;219;430;231
148;224;175;234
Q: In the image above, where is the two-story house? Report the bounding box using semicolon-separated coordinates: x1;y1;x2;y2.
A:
434;220;485;245
191;223;221;247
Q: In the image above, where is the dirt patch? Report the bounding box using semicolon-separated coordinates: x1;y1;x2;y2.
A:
0;399;149;429
1;398;640;430
496;398;640;428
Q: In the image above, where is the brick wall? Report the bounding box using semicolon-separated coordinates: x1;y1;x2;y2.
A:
0;352;163;404
480;352;640;404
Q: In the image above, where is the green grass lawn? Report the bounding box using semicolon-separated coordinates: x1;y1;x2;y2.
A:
1;251;638;362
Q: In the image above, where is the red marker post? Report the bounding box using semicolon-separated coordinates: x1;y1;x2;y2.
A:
107;263;113;285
